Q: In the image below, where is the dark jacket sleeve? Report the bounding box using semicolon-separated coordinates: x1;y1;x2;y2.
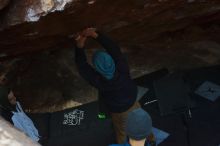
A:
75;44;102;88
0;107;13;124
96;33;130;74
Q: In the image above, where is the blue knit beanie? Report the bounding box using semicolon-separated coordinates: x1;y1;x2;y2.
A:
92;50;115;80
125;108;152;140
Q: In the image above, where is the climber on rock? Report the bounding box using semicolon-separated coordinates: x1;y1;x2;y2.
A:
74;27;142;144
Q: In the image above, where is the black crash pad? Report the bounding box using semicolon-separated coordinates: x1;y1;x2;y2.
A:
138;65;220;146
29;65;220;146
30;102;116;146
153;72;191;116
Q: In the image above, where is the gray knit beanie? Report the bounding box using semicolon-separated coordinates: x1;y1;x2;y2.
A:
125;108;152;140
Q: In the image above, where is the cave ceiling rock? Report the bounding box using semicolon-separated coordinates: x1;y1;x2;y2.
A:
2;0;76;26
1;1;220;112
0;0;10;10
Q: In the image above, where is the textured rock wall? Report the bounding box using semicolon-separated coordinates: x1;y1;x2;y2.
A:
0;0;220;112
0;0;10;10
1;0;220;58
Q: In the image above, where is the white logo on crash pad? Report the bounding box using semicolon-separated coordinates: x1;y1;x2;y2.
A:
63;109;85;126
